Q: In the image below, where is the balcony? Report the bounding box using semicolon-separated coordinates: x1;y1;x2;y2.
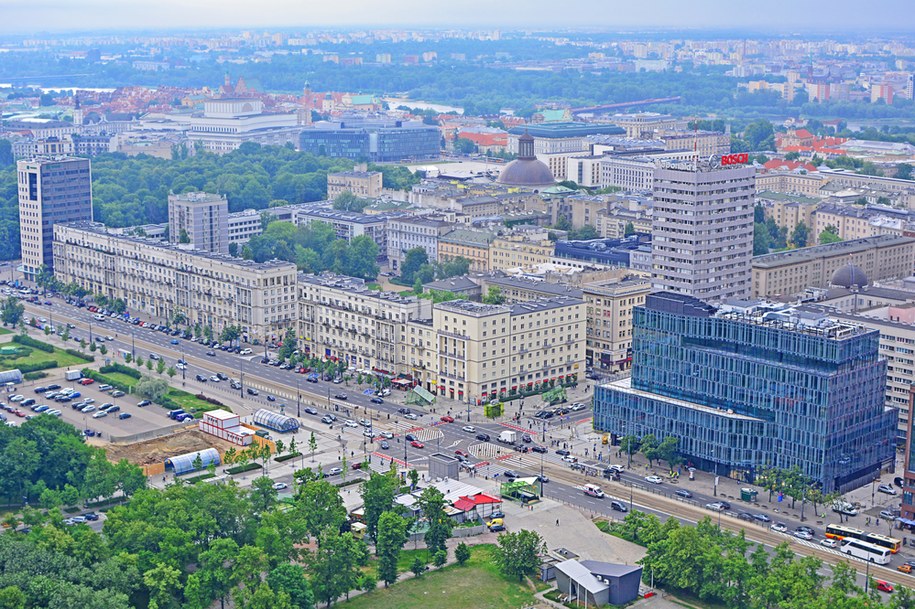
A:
438;329;469;341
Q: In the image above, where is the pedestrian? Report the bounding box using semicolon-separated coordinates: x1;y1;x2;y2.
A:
556;518;560;526
877;518;881;526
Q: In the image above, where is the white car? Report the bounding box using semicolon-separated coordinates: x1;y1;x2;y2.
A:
91;411;108;419
562;455;578;463
9;395;23;402
820;538;838;548
645;475;663;484
209;375;220;382
770;522;788;533
345;420;359;428
272;482;288;491
462;425;476;433
607;464;625;473
570;402;587;411
240;348;252;355
176;363;187;370
878;484;897;496
404;413;418;420
380;431;394;439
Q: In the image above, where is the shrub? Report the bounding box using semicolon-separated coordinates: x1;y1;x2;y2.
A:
455;542;471;565
23;371;48;381
12;335;54;352
99;363;141;379
226;463;262;475
64;348;93;362
16;360;57;373
274;452;302;463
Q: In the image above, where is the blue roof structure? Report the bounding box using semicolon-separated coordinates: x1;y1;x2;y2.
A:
165;448;220;475
253;408;299;433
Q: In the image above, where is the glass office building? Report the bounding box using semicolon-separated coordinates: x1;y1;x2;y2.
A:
299;120;440;162
593;292;896;492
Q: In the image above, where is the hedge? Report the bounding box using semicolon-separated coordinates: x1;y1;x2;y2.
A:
100;363;141;379
274;452;302;463
184;473;216;484
12;335;54;353
80;368;133;393
23;371;48;381
17;360;57;374
64;348;93;362
226;463;262;475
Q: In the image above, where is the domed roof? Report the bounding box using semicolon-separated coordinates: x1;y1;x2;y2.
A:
497;158;555;188
831;264;869;289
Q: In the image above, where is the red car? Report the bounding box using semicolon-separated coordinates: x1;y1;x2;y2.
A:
455;449;467;457
410;440;424;449
440;415;455;423
13;409;24;417
877;581;894;593
79;378;95;385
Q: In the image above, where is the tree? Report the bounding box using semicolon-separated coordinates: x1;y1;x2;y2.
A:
753;223;771;255
178;229;190;244
495;530;544;582
166;366;176;379
250;475;278;514
743;119;776;150
295;479;346;542
432;549;447;568
624;221;636;236
143;562;183;609
360;470;399;542
309;531;367;607
0;297;24;327
332;191;371;213
400;247;429;284
455;542;471;565
897;163;913;180
0;586;26;609
267;564;314;609
453;137;477;154
376;511;410;587
435;256;470;279
482;286;506;305
156;358;166;374
791;222;809;248
819;225;842;245
308;431;317;462
135;376;169;401
656;436;682;469
146;359;154;371
410;556;427;578
407;468;419;490
416;487;452;555
640;433;659;466
568;225;599;240
99;344;108;356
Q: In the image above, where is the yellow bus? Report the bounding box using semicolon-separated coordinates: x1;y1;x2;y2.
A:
863;532;902;554
825;524;864;540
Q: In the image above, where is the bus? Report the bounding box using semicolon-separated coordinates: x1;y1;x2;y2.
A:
839;539;892;565
825;524;864;540
863;532;903;554
825;525;902;553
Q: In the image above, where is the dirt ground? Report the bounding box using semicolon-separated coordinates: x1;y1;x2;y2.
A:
101;428;236;466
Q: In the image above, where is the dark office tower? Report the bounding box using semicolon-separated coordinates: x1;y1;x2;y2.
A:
18;156;93;281
593;292;896;493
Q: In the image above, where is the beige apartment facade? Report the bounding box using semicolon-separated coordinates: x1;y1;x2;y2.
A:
438;228;495;272
582;276;651;371
53;223;298;341
327;170;383;199
296;273;432;376
490;237;555;271
755;171;830;197
751;235;915;299
428;297;585;403
759;193;818;232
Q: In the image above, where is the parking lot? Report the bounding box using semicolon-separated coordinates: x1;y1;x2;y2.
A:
4;368;179;439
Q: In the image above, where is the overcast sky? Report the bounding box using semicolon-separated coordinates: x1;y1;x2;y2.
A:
2;0;913;35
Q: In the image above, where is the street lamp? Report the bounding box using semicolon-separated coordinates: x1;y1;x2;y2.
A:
296;377;301;417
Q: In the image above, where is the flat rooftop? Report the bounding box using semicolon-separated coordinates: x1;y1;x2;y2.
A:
752;235;915;269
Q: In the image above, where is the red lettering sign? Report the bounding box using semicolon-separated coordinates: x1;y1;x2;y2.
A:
721;153;749;166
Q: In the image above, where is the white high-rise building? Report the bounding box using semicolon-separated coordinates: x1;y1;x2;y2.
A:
651;160;755;302
168;192;229;255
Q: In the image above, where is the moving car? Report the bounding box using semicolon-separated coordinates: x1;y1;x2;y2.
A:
820;538;838;548
770;522;788;533
370;397;383;404
410;440;424;449
610;500;628;512
752;513;771;523
440;415;454;423
327;467;343;476
334;393;348;400
876;581;894;593
675;489;692;498
272;482;288;490
476;433;491;441
645;475;663;484
462;425;476;433
793;529;813;541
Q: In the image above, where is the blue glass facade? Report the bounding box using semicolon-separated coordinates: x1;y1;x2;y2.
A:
593;292;896;492
299;120;440;162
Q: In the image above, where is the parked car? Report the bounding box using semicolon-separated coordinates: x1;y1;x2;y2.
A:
118;413;132;420
878;484;897;495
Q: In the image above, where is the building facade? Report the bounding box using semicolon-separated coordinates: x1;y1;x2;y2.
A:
300;120;440;162
53;223;297;342
582;276;651;371
296;273;432;376
428;297;585;403
327;170;383;199
489;237;555;271
168;192;230;254
385;216;453;271
651;161;755;302
438;228;496;272
18;157;93;281
593;293;897;492
751;235;915;299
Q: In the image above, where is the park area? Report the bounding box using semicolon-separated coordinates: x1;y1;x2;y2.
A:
342;544;544;609
0;335;92;371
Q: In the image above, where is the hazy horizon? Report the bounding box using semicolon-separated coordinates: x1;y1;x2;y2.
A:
2;0;914;36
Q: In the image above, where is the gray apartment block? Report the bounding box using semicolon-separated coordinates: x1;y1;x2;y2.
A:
651;161;755;303
168;192;229;254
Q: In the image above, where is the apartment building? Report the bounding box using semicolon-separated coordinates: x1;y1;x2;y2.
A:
426;297;585;403
326;170;383;199
296;273;432;375
813;202;905;241
386;216;454;271
168;192;229;254
489;236;555;271
18;157;93;281
53;223;297;341
652;161;756;302
438;228;496;272
296;208;391;254
759;192;818;231
582;276;651;371
751;235;915;299
611;113;688;138
755;171;830;197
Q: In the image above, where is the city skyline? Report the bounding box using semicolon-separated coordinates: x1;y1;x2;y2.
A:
3;0;915;35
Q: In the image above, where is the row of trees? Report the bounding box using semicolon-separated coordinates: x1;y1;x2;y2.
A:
614;511;914;608
618;434;682;469
241;220;379;280
399;247;470;287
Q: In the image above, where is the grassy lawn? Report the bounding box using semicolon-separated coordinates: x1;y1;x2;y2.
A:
101;372;141;389
342;544;540;609
165;388;225;415
0;327;12;335
0;345;89;369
